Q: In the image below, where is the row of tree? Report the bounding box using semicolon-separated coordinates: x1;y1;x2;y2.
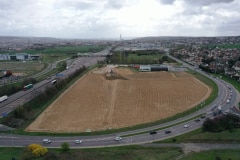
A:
2;66;86;127
18;142;70;160
202;113;240;132
106;52;174;64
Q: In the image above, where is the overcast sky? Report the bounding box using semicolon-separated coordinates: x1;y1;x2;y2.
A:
0;0;239;39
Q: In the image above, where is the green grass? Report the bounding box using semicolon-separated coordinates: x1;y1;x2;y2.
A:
181;149;240;160
109;52;164;64
0;147;24;160
0;146;183;160
212;73;240;92
1;146;240;160
206;43;240;49
0;61;46;76
24;45;107;54
158;128;240;143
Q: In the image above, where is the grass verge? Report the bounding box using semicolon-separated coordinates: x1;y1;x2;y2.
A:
0;146;183;160
158;128;240;143
181;149;240;160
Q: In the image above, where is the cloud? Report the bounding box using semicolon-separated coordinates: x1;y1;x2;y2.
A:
104;0;138;9
0;0;239;38
55;0;95;10
183;0;235;6
157;0;175;5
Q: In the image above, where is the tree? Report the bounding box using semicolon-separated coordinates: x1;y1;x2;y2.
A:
61;142;70;152
27;144;48;157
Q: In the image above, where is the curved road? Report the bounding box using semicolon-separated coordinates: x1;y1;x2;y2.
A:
0;49;239;148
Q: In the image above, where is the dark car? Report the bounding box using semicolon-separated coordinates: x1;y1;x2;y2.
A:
201;115;205;118
149;131;157;135
165;131;171;134
195;119;200;122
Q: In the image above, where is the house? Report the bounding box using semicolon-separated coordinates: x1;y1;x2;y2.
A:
233;61;240;71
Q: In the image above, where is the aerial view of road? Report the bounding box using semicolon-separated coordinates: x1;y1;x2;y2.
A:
0;48;239;149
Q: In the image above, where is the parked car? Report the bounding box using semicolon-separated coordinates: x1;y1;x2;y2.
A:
75;140;82;144
42;139;51;144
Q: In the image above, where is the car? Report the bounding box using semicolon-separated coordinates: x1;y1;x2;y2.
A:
75;140;82;144
165;130;171;134
42;139;51;144
114;136;122;141
201;115;205;118
195;119;200;122
184;124;190;128
149;131;157;135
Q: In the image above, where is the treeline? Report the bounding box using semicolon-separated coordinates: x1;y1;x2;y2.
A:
2;66;86;127
106;51;174;64
0;78;37;97
0;61;67;97
203;113;240;132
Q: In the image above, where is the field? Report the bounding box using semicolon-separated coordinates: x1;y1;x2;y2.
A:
0;61;45;76
24;45;107;54
26;67;211;133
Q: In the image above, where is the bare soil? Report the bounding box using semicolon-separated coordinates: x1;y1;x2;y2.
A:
26;67;211;133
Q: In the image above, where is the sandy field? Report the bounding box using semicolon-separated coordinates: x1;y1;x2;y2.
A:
26;67;211;133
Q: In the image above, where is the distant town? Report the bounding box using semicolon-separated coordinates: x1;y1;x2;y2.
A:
1;36;240;82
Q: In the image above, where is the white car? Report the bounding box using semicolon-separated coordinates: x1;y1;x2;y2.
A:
184;124;190;128
75;140;82;144
114;136;122;141
42;139;51;144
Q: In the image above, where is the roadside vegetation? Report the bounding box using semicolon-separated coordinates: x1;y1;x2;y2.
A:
182;149;240;160
1;146;240;160
1;146;183;160
0;66;87;131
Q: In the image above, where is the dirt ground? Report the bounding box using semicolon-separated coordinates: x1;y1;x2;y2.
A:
26;66;211;133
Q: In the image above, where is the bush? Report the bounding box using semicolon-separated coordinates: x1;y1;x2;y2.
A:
202;114;240;132
61;142;70;152
27;144;48;157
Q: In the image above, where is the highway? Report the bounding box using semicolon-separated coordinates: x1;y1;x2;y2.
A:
0;49;239;148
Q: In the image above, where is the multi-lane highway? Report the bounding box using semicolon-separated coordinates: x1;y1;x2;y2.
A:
0;49;239;148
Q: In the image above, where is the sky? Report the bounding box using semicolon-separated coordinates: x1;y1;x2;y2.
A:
0;0;239;39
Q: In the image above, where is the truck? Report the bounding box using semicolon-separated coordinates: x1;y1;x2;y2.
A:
0;95;8;103
0;70;12;78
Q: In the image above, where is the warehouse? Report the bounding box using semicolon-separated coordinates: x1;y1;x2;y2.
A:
139;65;168;72
151;65;168;71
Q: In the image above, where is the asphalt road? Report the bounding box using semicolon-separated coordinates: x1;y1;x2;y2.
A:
0;49;239;148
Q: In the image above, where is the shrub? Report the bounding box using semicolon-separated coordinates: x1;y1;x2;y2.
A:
61;142;70;152
27;144;48;157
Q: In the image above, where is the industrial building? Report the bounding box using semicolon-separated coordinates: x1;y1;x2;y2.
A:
138;65;168;72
